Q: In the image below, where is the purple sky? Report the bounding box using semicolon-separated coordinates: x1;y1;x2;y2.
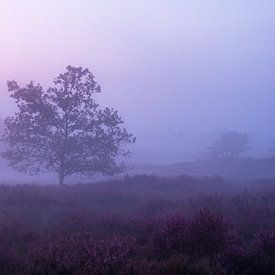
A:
1;1;275;162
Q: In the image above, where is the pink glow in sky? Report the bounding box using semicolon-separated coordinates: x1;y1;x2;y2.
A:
1;0;275;139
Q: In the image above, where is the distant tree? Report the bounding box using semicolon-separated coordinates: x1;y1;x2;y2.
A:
0;118;3;136
0;118;4;162
208;132;249;159
2;66;135;185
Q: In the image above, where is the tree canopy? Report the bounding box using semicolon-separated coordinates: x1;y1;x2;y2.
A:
2;66;135;184
208;132;249;159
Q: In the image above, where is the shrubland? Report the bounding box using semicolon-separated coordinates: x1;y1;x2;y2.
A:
0;175;275;274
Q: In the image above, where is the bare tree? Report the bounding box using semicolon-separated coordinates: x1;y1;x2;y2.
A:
208;132;249;159
2;66;135;185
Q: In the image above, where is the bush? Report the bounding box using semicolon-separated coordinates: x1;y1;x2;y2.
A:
28;236;132;275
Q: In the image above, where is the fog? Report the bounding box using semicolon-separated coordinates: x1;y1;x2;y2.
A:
1;0;275;164
2;2;275;273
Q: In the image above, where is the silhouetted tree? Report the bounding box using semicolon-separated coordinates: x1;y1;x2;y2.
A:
0;118;4;163
209;132;249;159
2;66;135;185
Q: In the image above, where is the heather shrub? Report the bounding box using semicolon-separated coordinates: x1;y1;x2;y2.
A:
0;214;39;251
28;235;132;275
223;245;254;274
223;230;275;275
255;229;275;257
188;209;234;258
153;209;234;260
123;256;226;275
57;209;97;236
0;248;25;275
153;216;188;259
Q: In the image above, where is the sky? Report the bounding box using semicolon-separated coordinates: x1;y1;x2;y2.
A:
1;0;275;162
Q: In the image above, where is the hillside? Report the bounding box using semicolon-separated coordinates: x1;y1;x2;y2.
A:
132;158;275;179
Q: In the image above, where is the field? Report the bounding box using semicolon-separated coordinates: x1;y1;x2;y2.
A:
1;175;275;274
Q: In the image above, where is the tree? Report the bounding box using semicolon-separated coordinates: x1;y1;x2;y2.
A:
2;66;135;185
208;132;249;159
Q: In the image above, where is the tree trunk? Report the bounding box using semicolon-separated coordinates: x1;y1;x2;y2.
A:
59;153;65;185
59;173;65;186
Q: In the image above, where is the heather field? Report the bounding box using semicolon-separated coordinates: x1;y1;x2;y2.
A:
1;175;275;274
1;0;275;274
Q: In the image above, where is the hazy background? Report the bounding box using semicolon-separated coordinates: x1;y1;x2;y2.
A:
1;0;275;164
